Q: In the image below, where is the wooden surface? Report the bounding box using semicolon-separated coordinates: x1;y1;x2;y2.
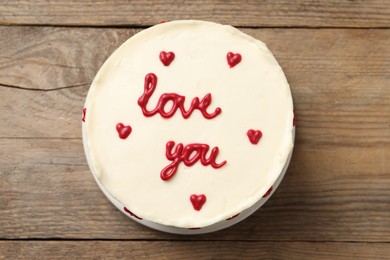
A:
0;1;389;259
1;0;390;28
1;242;389;260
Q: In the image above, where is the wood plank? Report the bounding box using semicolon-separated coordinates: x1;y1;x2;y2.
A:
0;241;389;259
2;85;389;145
0;138;389;241
0;27;389;145
0;27;389;241
0;27;136;91
1;1;390;27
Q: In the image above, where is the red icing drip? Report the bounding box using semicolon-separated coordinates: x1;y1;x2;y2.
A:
262;186;273;198
227;52;242;68
159;20;169;24
124;207;143;220
138;73;221;120
116;123;132;139
159;51;175;66
190;194;206;211
247;129;262;144
161;141;227;181
293;111;297;126
226;213;240;220
82;108;86;122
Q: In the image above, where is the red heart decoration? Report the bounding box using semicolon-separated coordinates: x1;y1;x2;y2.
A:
190;194;206;211
159;51;175;66
82;108;86;122
227;52;242;68
262;186;273;198
116;123;132;139
247;129;262;144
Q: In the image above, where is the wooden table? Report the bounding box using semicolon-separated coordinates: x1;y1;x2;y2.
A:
1;1;389;259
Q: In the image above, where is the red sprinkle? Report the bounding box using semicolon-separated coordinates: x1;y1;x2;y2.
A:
124;207;143;220
82;108;86;122
226;213;240;220
262;187;273;198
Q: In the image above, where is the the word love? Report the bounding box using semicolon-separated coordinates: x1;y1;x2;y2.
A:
138;73;222;119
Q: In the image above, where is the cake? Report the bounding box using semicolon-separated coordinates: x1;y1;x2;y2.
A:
82;20;295;234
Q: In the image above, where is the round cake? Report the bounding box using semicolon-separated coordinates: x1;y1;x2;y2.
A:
82;20;295;234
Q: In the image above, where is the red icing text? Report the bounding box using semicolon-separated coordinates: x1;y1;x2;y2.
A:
138;73;222;119
161;141;226;181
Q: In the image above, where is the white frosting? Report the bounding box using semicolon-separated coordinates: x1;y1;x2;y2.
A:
83;20;294;228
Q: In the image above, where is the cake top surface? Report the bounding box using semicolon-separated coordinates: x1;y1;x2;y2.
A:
83;20;294;228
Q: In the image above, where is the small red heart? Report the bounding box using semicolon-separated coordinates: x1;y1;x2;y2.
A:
247;129;262;144
190;194;206;211
262;186;273;198
82;108;86;122
227;52;242;68
159;51;175;66
116;123;132;139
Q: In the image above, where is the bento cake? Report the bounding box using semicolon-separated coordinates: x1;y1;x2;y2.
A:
82;20;294;229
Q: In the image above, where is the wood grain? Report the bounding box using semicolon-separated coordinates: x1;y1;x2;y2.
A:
0;18;389;258
0;26;389;241
0;241;389;259
0;138;388;241
1;1;389;258
0;27;136;91
1;0;390;28
1;26;389;144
